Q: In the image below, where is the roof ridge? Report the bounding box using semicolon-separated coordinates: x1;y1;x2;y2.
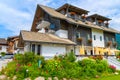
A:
38;4;55;10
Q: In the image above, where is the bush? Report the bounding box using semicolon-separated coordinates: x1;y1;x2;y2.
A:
1;52;6;56
3;61;16;77
54;51;76;63
1;52;116;79
44;59;62;77
116;52;120;59
14;52;45;66
96;60;109;73
78;58;109;78
78;59;97;77
108;65;116;73
64;52;76;62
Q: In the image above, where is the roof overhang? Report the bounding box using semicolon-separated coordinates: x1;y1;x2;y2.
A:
56;3;89;15
87;14;111;21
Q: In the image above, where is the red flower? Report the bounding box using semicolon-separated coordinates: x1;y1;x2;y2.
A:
28;63;32;66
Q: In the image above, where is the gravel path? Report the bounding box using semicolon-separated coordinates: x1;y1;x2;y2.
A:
0;59;12;71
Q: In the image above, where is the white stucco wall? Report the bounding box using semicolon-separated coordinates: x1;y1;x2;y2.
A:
24;42;30;52
55;29;68;38
92;28;105;47
0;46;7;53
23;42;73;58
41;44;66;58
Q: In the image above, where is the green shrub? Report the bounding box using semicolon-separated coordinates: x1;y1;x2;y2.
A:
3;61;16;77
2;52;115;79
64;52;76;62
1;52;6;56
44;59;62;77
78;59;97;77
14;54;24;64
96;60;109;73
108;65;116;73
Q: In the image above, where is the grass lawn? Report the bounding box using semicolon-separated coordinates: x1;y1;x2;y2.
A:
92;75;120;80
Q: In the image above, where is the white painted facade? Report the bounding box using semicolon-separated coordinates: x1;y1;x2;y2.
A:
41;44;66;58
55;29;68;38
0;45;7;53
23;42;72;58
92;28;105;47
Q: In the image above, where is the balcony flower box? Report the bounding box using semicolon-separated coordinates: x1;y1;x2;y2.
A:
98;20;103;23
107;41;112;46
81;15;86;19
70;12;76;15
88;39;92;43
77;38;82;42
113;42;117;47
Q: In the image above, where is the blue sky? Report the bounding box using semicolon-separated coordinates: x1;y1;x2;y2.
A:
0;0;120;38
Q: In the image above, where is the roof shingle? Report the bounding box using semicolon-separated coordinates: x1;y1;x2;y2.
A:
21;30;76;45
0;38;7;45
38;4;120;33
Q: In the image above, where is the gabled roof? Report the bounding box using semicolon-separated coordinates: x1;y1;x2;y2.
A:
8;36;19;39
20;30;76;45
31;4;120;33
56;3;89;14
39;5;66;20
0;38;7;45
87;14;111;21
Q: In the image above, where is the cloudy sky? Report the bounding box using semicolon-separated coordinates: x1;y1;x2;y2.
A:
0;0;120;38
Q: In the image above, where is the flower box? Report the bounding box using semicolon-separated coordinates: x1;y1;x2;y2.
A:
107;41;112;46
88;39;92;43
77;38;82;42
113;42;117;47
70;12;76;15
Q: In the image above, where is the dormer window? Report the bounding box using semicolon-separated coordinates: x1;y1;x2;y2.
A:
87;14;111;27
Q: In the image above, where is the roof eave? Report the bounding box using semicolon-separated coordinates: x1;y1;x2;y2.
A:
23;40;76;45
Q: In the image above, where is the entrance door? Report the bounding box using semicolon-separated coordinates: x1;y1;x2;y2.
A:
37;45;41;55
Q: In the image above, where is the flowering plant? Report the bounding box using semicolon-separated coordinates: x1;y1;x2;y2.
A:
107;41;112;46
77;38;82;42
88;39;92;43
113;42;117;47
109;65;116;73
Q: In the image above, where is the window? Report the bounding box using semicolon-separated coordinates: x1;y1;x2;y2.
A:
37;45;41;55
76;32;81;38
94;35;96;40
100;36;102;41
50;24;55;29
112;38;115;42
106;37;109;42
32;44;35;53
87;34;90;39
60;10;65;15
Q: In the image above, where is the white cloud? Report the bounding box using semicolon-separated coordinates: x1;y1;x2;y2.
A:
0;2;32;31
0;0;54;37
